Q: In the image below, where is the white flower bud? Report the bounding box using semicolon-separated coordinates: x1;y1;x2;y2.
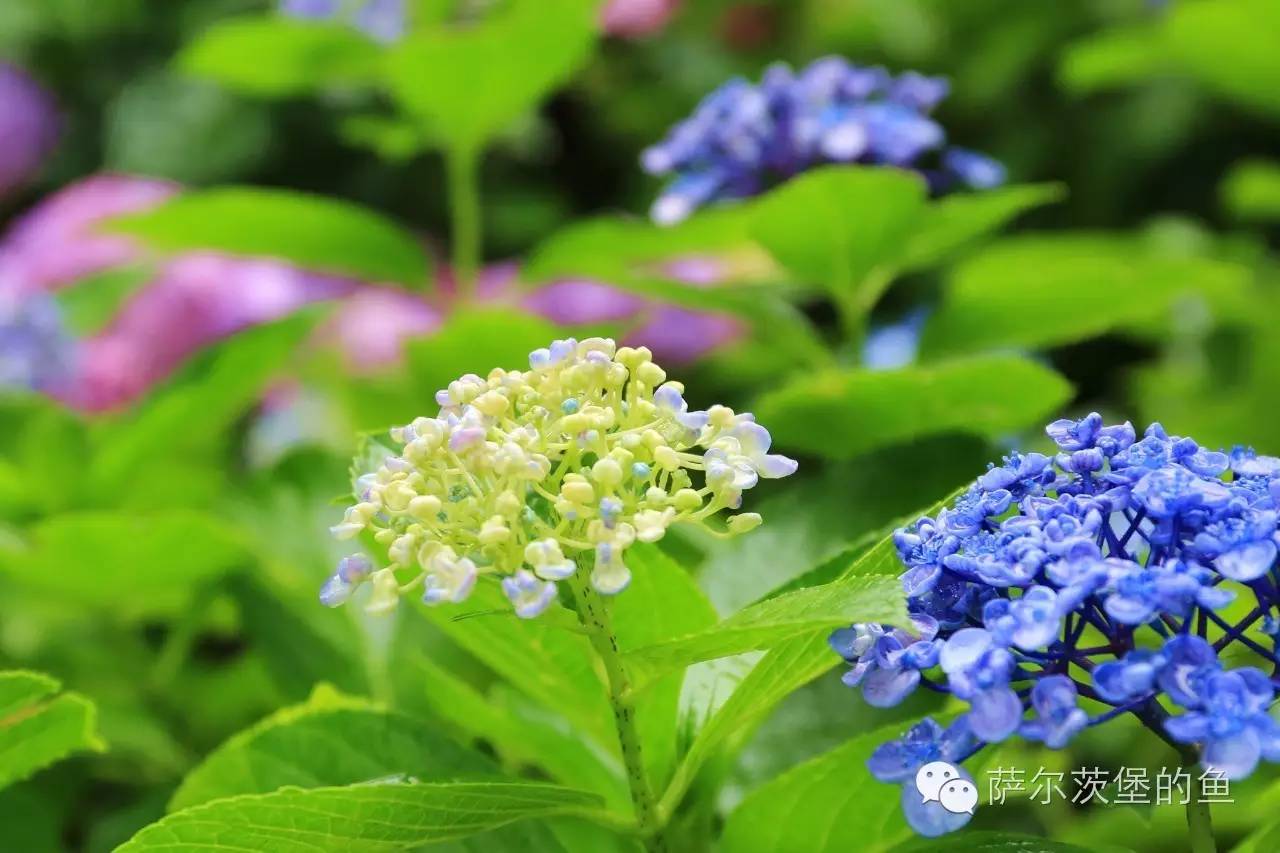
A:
727;512;763;535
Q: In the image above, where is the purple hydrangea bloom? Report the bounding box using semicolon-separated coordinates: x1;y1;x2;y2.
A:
833;412;1280;836
641;56;1005;224
0;64;59;200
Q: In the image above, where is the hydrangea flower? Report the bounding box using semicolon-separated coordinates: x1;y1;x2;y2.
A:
831;413;1280;835
323;337;795;617
642;57;1006;224
0;289;74;392
0;63;59;200
280;0;405;43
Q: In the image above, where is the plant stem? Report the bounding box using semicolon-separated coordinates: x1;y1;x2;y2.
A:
446;144;482;301
566;570;667;852
1181;747;1216;853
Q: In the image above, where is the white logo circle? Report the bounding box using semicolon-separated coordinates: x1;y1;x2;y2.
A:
914;760;958;804
938;778;979;814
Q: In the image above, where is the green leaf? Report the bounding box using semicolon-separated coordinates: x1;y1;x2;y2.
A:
406;308;567;399
88;311;323;499
610;544;717;791
421;583;616;751
117;782;603;852
170;687;492;811
899;184;1065;271
386;0;598;153
0;510;248;612
387;609;629;810
52;266;152;336
719;722;912;853
0;671;105;791
661;488;961;811
754;355;1073;460
1163;0;1280;120
891;833;1121;853
178;16;382;97
1221;159;1280;222
749;166;928;297
227;574;371;703
106;187;429;286
1058;27;1168;95
624;574;906;685
921;236;1252;357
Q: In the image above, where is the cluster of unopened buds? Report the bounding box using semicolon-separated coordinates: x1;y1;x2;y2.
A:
832;413;1280;836
321;337;797;618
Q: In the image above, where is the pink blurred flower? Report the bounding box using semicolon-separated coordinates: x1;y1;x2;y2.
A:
64;253;352;411
321;286;443;373
0;63;60;200
0;174;177;295
601;0;679;38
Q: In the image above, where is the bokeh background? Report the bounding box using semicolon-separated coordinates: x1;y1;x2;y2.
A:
3;1;1280;850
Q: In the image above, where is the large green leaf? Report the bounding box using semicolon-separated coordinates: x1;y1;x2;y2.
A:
406;309;566;398
421;583;616;750
624;574;906;685
749;166;928;298
661;489;957;812
1163;0;1280;120
920;236;1252;357
754;355;1072;460
1221;159;1280;222
107;187;429;286
609;544;717;792
170;687;491;811
385;0;598;153
719;722;912;853
899;184;1064;271
117;782;603;852
0;671;104;791
387;609;629;810
1058;27;1168;95
178;16;382;96
0;510;248;611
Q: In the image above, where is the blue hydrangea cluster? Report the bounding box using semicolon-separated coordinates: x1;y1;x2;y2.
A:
831;413;1280;836
280;0;405;43
0;290;73;392
641;56;1006;224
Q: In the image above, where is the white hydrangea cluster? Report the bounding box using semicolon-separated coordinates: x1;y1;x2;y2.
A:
321;337;798;618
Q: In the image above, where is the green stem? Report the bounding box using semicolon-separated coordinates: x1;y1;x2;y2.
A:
566;570;668;853
446;145;482;301
150;585;212;690
1183;750;1216;853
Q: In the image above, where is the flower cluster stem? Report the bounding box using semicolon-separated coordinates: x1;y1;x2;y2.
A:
1181;747;1216;853
566;569;668;852
446;144;482;301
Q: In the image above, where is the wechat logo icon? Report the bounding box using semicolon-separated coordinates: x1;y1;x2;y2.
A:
914;761;978;815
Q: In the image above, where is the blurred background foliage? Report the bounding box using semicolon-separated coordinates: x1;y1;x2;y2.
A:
2;0;1280;850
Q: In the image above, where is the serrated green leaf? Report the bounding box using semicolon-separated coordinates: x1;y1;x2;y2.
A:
106;187;429;286
1221;159;1280;222
117;781;603;852
386;0;598;153
754;355;1073;460
749;166;928;298
0;671;104;791
0;510;248;612
624;574;906;685
170;691;492;811
178;16;382;96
